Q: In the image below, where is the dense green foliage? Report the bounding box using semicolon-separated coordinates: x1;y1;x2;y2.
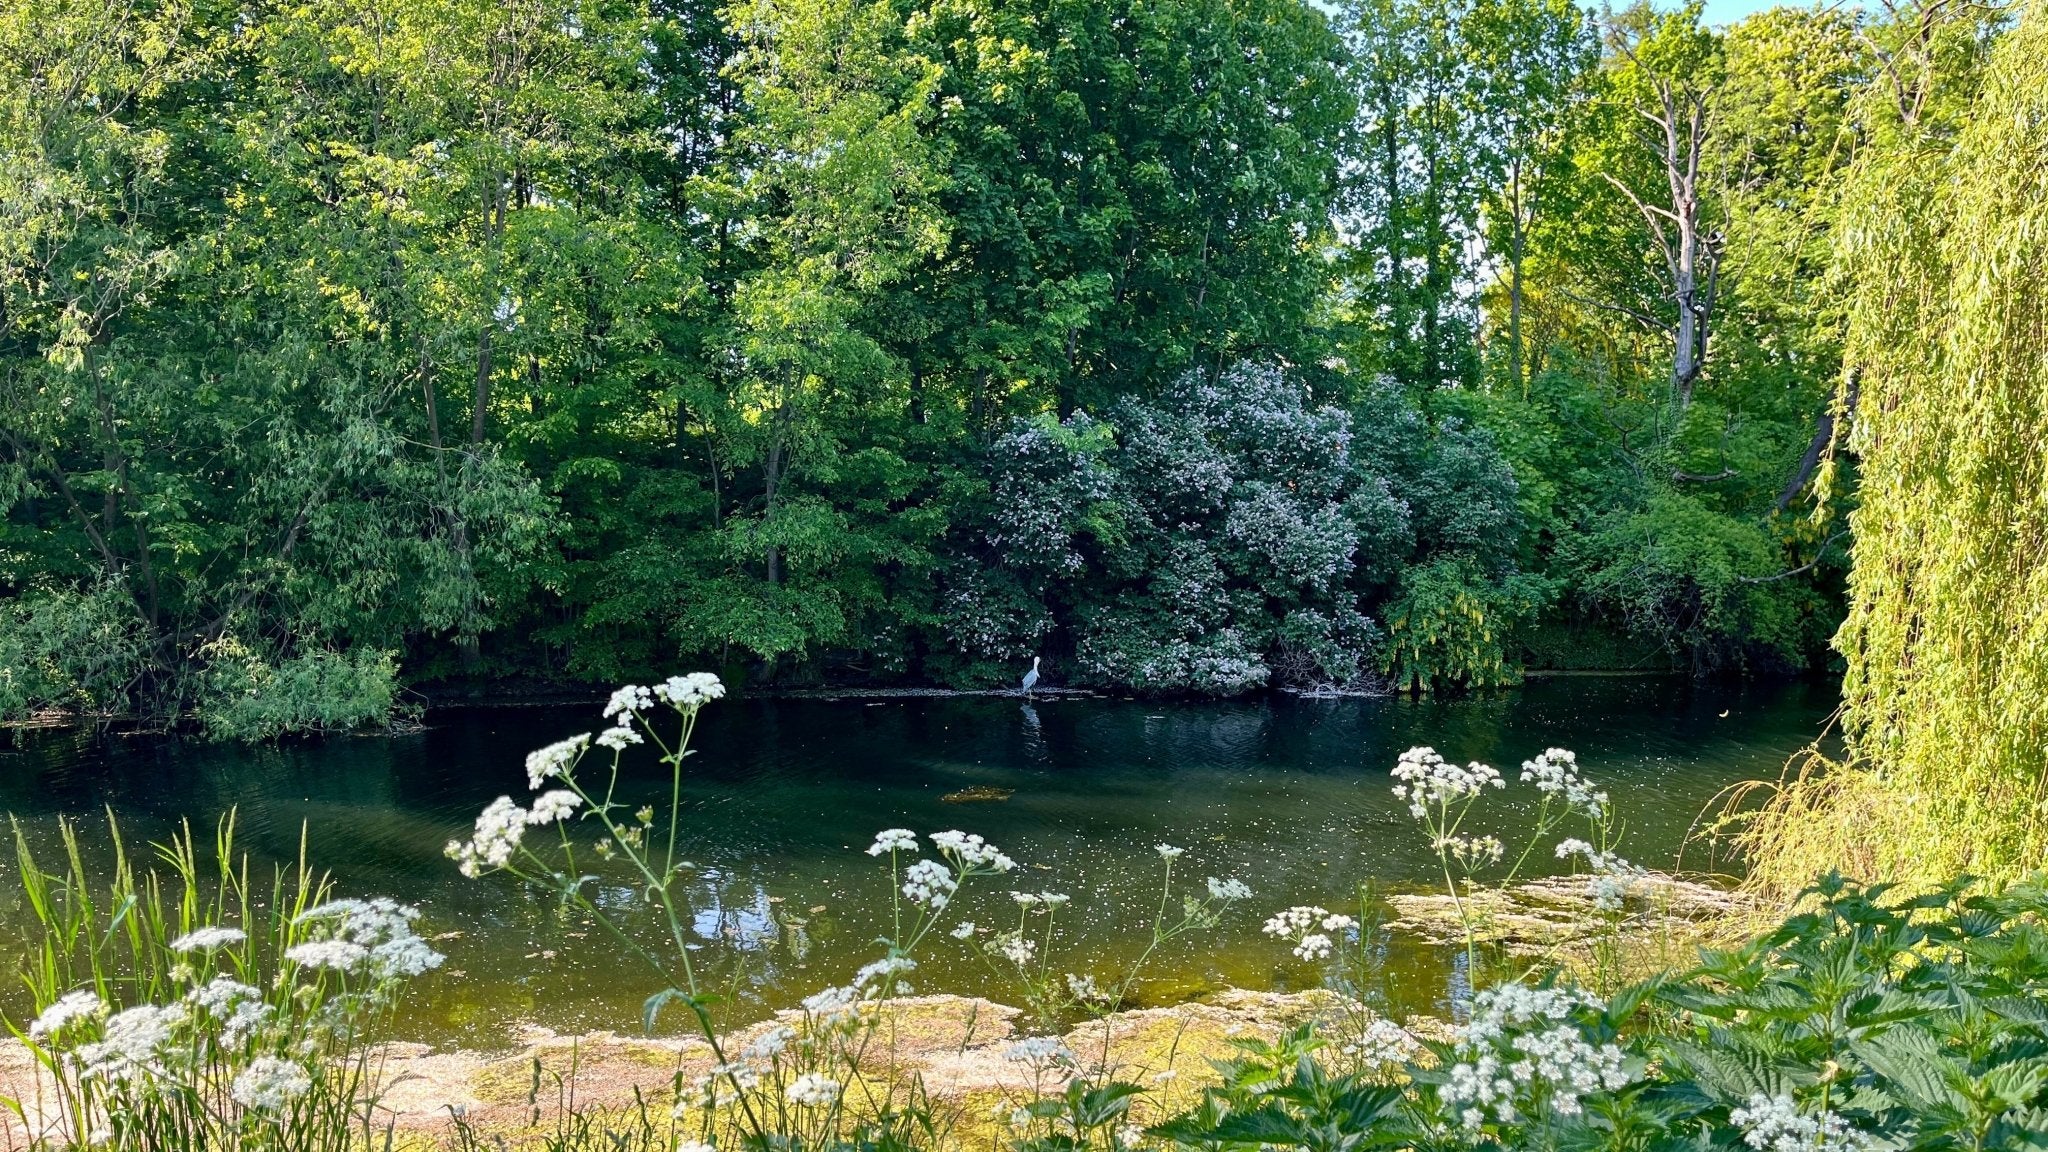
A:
1748;0;2046;893
3;0;1990;730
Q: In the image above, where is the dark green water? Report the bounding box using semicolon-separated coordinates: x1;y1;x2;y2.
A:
0;678;1834;1045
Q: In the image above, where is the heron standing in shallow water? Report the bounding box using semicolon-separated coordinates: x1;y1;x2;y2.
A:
1021;655;1041;696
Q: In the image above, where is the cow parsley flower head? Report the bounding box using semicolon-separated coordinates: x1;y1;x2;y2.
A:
595;726;642;751
603;685;654;720
28;990;106;1042
902;859;958;907
1004;1036;1076;1067
1390;746;1503;818
527;790;582;826
525;733;591;790
1155;843;1184;860
1207;877;1252;901
171;926;246;954
990;932;1037;966
187;977;270;1045
1520;748;1607;818
1263;906;1329;937
654;673;725;708
1440;983;1630;1131
1293;933;1334;961
75;1005;187;1082
1730;1094;1876;1152
951;921;978;939
801;985;860;1024
447;796;528;877
930;830;1015;871
232;1056;312;1111
1555;841;1647;911
1066;973;1107;1003
786;1072;841;1107
742;1026;794;1062
290;898;443;980
1345;1018;1421;1067
868;829;918;856
854;956;915;989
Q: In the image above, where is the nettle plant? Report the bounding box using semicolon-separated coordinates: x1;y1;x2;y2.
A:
1160;748;2048;1152
4;819;442;1152
446;675;1255;1150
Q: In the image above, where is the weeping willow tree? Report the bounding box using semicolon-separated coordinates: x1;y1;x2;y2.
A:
1745;0;2048;892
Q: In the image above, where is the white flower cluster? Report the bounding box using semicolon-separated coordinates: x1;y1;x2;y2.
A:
1154;843;1184;860
446;796;528;877
654;673;725;708
785;1072;841;1107
868;828;918;855
1390;746;1503;817
989;932;1037;966
1345;1017;1422;1067
931;830;1016;872
528;789;582;826
1555;840;1648;912
171;926;247;953
1262;905;1355;961
742;1025;795;1062
603;684;654;719
189;976;271;1046
1730;1094;1876;1152
230;1055;311;1111
800;953;919;1027
1003;1036;1077;1067
1440;983;1631;1132
285;898;444;981
1065;973;1108;1003
1520;748;1608;818
902;859;958;908
1206;877;1252;901
525;733;590;790
29;990;107;1041
1011;890;1070;909
595;725;642;751
76;1004;187;1082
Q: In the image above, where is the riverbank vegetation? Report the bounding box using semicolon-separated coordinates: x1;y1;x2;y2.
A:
14;0;1990;731
1736;0;2048;899
10;681;2048;1150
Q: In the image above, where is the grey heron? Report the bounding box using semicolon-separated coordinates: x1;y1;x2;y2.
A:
1020;656;1041;696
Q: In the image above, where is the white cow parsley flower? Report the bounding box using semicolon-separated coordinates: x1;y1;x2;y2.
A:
447;796;528;877
527;790;583;826
1730;1094;1876;1152
930;830;1015;871
171;926;246;953
786;1072;841;1107
653;673;725;707
231;1056;311;1111
1520;748;1607;818
902;859;958;907
28;990;105;1041
526;734;590;790
868;829;918;856
1390;746;1503;817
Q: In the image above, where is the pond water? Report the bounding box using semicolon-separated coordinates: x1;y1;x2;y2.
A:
0;677;1834;1046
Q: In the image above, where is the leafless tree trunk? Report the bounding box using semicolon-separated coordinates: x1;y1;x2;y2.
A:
1602;23;1722;410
